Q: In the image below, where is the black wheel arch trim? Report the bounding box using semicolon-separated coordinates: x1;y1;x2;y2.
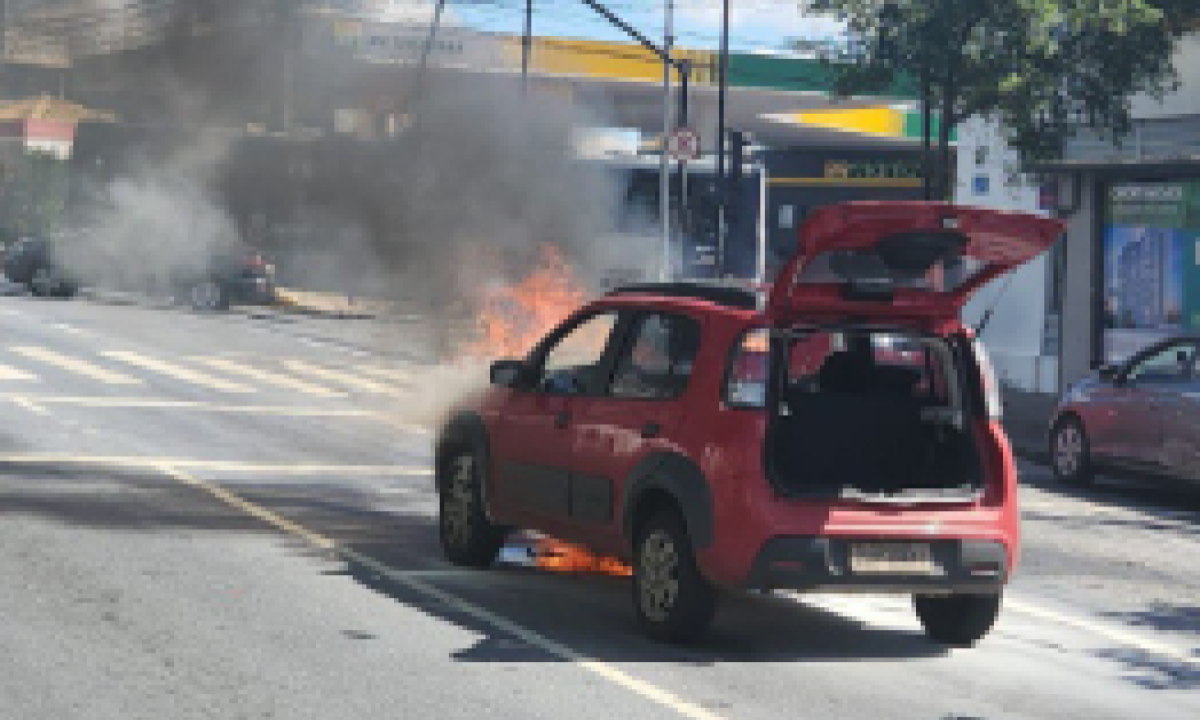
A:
620;452;714;551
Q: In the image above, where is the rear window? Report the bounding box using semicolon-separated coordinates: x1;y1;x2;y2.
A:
783;331;951;405
795;250;987;292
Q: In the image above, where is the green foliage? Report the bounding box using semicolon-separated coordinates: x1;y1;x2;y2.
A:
802;0;1189;167
1;151;69;238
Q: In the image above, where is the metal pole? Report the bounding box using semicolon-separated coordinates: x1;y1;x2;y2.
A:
659;0;673;281
715;0;730;278
522;0;532;91
677;60;689;278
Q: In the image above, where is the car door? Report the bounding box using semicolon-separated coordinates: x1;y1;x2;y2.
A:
1110;341;1196;471
490;310;621;528
568;310;702;554
1126;340;1200;476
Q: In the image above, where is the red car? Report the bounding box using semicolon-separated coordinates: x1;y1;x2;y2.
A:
436;202;1064;645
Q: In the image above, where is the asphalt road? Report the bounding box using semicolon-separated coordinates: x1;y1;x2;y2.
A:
0;293;1197;720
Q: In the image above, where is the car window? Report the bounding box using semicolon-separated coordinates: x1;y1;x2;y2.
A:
725;329;769;408
1127;342;1196;384
609;312;700;400
537;311;618;395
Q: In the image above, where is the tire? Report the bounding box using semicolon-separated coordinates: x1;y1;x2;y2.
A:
189;279;227;311
632;509;717;644
29;267;51;297
914;592;1002;647
1050;415;1094;486
437;448;504;568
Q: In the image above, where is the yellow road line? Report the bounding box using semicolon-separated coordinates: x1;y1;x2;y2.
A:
0;363;38;381
155;464;725;720
283;360;398;395
0;454;432;476
196;357;346;398
102;351;254;393
11;345;142;385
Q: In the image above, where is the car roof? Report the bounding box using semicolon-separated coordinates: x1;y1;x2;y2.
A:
603;282;763;313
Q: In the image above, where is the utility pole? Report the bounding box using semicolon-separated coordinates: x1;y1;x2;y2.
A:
659;0;673;281
715;0;730;278
676;59;689;278
521;0;532;92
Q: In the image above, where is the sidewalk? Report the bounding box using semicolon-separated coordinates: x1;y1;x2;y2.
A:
1001;386;1057;465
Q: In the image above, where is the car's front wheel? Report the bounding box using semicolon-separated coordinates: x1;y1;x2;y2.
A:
189;279;227;311
633;509;717;644
438;449;504;568
1051;415;1094;486
914;592;1002;647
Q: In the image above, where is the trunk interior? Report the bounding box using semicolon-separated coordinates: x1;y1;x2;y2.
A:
766;329;983;499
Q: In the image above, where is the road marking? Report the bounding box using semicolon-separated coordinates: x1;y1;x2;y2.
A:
8;396;48;415
282;360;398;395
153;464;725;720
10;346;143;385
0;394;376;416
195;357;346;398
356;365;413;383
51;323;91;337
1004;597;1200;669
103;351;255;393
0;363;38;381
0;454;432;476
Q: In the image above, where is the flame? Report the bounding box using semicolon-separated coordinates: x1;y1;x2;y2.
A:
461;244;586;359
534;537;632;577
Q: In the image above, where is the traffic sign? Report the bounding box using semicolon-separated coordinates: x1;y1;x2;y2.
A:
667;127;700;161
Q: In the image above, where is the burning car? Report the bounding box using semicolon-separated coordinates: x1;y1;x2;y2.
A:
435;201;1063;645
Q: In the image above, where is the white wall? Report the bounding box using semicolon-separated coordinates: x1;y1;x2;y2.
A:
953;116;1057;392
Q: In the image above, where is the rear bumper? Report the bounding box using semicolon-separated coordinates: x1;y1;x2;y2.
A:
744;536;1007;594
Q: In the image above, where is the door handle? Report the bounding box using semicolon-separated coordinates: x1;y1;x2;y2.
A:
640;421;661;439
554;410;570;429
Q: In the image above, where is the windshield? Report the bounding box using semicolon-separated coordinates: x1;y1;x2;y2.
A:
795;250;989;292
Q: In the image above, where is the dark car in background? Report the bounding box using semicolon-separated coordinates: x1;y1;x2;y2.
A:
1050;336;1200;486
2;237;80;298
174;245;277;311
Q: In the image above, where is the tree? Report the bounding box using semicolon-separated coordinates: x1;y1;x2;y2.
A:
801;0;1191;198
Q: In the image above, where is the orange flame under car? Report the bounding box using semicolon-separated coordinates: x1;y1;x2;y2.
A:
534;537;632;577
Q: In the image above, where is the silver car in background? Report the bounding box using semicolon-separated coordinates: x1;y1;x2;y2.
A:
1049;336;1200;485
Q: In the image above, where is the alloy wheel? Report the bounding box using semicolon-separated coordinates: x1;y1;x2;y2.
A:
1054;424;1083;477
442;455;475;550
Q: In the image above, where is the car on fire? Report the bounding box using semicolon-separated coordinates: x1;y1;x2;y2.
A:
435;201;1064;645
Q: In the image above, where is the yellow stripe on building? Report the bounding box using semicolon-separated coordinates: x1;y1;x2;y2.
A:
502;37;715;85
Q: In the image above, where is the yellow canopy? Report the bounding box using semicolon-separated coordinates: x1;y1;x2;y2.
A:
0;94;115;123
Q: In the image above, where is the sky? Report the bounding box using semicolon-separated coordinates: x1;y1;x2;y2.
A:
373;0;846;55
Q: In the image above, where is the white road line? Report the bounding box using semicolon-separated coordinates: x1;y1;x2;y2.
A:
10;346;143;385
0;394;371;416
0;363;38;381
0;454;432;476
355;365;413;383
196;357;346;398
8;396;48;415
282;360;398;395
155;464;726;720
102;351;254;393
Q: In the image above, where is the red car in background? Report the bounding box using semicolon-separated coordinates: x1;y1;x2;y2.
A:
436;202;1064;645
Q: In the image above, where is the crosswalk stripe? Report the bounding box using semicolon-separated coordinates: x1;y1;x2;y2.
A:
282;359;398;395
196;357;346;397
0;363;37;381
355;365;413;383
102;351;254;393
10;346;142;385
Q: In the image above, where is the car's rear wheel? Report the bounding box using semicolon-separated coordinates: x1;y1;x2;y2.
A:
914;592;1002;647
29;266;52;297
1051;415;1094;486
438;450;504;568
633;509;717;644
190;279;227;311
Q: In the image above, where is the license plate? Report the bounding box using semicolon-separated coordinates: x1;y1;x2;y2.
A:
850;542;937;575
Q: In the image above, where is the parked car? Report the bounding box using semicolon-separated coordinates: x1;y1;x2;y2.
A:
174;245;276;311
1050;336;1200;486
435;201;1064;645
2;236;80;298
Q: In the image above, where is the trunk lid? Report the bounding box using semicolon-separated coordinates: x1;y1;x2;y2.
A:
766;202;1065;327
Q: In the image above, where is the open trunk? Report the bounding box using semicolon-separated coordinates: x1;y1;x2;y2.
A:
765;328;984;502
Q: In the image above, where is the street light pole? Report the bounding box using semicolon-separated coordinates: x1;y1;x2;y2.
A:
659;0;673;281
715;0;730;278
521;0;532;92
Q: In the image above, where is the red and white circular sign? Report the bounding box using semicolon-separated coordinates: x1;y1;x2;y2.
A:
666;127;700;161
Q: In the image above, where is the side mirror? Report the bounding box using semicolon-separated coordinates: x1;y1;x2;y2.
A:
1098;363;1121;383
490;359;526;388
